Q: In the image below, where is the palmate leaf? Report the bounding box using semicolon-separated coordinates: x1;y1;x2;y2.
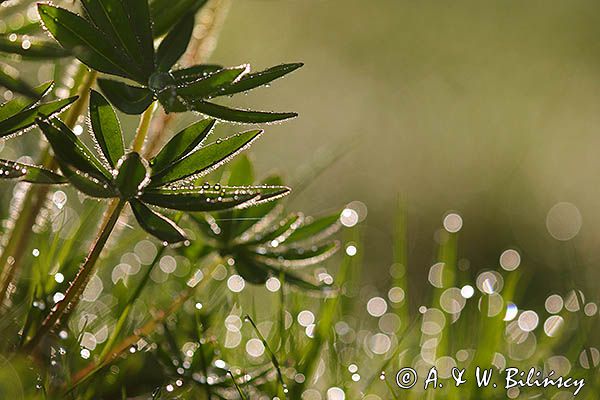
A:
141;185;290;212
149;129;263;187
0;35;70;58
156;14;195;72
38;4;139;82
0;95;78;138
96;79;154;115
37;119;111;181
89;90;124;167
150;118;216;173
0;159;67;184
130;199;187;243
244;213;304;246
150;0;208;38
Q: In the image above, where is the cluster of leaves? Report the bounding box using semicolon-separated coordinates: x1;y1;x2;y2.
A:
0;0;345;398
36;90;291;243
38;0;301;122
189;155;341;292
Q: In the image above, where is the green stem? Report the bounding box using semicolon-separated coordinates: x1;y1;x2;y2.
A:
24;199;125;352
0;68;96;306
132;102;157;154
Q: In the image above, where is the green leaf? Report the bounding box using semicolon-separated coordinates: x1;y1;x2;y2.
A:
285;214;341;244
219;63;303;96
37;119;111;181
0;81;53;120
0;35;70;58
97;79;154;115
232;175;285;237
142;185;289;212
156;14;195;72
151;118;216;173
233;252;270;284
170;64;224;84
0;96;78;138
130;199;187;243
187;101;298;123
89;90;124;167
245;213;303;246
256;241;340;268
141;186;259;212
38;4;137;81
224;154;254;186
81;0;152;79
174;65;250;99
150;0;208;38
150;129;263;186
114;152;149;200
0;67;38;98
58;162;116;198
0;159;66;183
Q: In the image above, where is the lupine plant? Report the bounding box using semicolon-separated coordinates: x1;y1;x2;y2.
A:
1;1;599;400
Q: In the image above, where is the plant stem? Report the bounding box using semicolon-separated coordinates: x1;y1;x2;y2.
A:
0;68;97;306
132;102;157;154
24;199;125;352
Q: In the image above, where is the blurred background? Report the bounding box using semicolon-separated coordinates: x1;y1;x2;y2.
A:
208;0;600;300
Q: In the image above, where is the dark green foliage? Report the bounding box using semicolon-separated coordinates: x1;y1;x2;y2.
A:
190;155;340;292
37;1;301;122
37;91;290;243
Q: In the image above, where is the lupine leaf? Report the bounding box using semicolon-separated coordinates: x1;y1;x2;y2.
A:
142;185;289;212
219;63;303;96
151;118;216;173
97;79;154;115
225;154;255;186
234;252;270;284
141;186;259;212
0;96;78;138
285;214;341;244
232;175;285;237
0;81;53;120
38;4;137;81
0;35;70;58
150;0;208;38
58;162;115;198
0;159;67;183
131;199;187;243
37;119;111;181
156;14;195;72
174;65;249;99
81;0;152;80
121;0;155;77
89;90;124;168
186;101;298;123
170;64;223;84
245;213;303;246
113;152;149;200
256;241;340;267
0;67;38;98
150;129;263;186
